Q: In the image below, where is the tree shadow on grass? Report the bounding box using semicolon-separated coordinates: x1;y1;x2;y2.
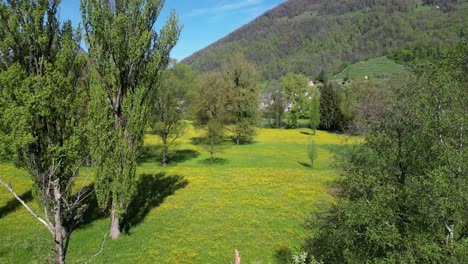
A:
0;190;33;218
138;145;200;165
169;149;200;164
198;158;229;166
121;173;188;234
137;145;162;163
76;185;106;227
297;161;312;168
229;137;258;145
190;137;204;145
300;131;315;136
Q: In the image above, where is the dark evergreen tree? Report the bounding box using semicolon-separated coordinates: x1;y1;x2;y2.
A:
319;83;343;131
317;69;328;84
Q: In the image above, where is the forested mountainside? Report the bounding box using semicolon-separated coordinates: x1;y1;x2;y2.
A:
183;0;467;80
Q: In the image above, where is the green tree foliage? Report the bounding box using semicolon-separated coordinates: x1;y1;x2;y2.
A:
81;0;181;239
0;1;88;262
305;40;468;263
309;90;320;134
282;73;310;128
184;0;467;80
319;82;344;131
307;141;318;168
194;53;260;145
343;80;388;134
150;63;197;166
317;69;327;84
317;79;387;134
224;53;260;144
193;72;228;164
203;119;226;166
194;71;229;127
338;85;356;132
263;80;285;128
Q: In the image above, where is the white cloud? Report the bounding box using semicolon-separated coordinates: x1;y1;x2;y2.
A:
189;0;264;17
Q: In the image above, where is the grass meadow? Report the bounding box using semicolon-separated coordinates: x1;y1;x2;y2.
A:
332;56;404;83
0;125;359;263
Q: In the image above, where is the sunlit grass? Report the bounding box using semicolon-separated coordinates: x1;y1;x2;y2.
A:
0;126;360;263
331;56;404;83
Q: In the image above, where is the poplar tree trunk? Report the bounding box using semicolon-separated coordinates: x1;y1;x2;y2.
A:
53;181;65;264
110;198;121;239
110;111;124;240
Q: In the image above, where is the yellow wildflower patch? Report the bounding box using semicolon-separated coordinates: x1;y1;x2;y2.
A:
0;126;360;263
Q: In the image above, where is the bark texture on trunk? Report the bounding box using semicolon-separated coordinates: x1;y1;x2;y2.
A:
53;181;65;264
55;242;65;264
109;110;125;239
110;198;121;239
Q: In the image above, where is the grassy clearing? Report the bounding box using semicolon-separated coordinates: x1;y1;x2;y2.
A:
0;126;360;263
331;56;404;83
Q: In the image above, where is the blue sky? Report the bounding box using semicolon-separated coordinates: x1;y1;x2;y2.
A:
59;0;285;61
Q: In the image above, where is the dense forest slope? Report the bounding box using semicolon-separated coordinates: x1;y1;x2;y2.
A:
183;0;467;80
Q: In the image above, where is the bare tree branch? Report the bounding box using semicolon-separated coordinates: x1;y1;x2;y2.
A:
85;228;107;264
65;155;90;194
0;178;53;235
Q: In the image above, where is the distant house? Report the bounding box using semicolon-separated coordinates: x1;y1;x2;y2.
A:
285;102;293;112
259;91;273;111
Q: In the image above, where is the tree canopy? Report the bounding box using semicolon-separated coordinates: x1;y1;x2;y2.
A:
150;63;197;166
194;53;260;144
0;1;89;262
306;39;468;263
81;0;181;239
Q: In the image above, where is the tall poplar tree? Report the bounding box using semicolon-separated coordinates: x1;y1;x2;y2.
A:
319;82;343;131
81;0;181;239
0;1;88;262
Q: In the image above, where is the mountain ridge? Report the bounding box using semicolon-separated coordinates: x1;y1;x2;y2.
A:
183;0;467;80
